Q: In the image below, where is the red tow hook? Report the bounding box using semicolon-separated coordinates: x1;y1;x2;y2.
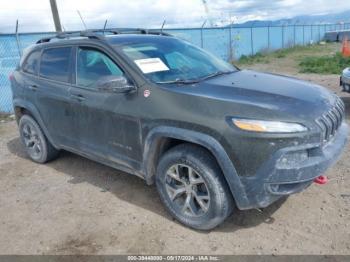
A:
314;175;328;185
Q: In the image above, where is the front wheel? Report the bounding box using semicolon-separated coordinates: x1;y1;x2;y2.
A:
156;144;234;230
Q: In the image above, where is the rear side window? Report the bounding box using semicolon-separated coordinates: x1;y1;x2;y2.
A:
40;47;71;83
22;50;41;75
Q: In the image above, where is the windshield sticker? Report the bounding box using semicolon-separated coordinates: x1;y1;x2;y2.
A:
134;58;169;74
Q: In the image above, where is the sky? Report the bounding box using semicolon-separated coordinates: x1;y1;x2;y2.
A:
0;0;350;33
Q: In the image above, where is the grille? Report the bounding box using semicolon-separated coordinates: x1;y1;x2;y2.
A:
316;98;345;143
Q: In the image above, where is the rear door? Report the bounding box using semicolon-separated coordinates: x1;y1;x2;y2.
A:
20;49;42;106
36;46;75;147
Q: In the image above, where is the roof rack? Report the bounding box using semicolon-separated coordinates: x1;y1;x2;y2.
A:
36;28;171;44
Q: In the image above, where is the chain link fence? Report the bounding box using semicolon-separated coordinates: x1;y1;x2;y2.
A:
1;23;349;113
166;22;350;61
0;33;53;113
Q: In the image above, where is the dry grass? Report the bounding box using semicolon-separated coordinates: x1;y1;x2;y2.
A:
235;42;342;75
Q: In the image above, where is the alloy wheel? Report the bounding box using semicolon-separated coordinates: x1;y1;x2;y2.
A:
165;164;210;217
22;123;42;159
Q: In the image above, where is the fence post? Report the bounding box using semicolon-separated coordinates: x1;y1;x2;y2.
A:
318;24;321;42
250;26;254;55
293;24;296;46
267;23;270;50
200;20;206;48
311;25;313;43
302;24;305;45
282;25;284;49
229;23;233;61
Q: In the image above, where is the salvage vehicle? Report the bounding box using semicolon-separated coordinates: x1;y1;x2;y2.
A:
10;29;348;230
341;67;350;92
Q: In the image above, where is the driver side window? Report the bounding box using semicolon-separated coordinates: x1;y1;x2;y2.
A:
77;47;124;88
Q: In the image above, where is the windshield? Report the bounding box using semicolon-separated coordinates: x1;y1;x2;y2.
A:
114;37;237;84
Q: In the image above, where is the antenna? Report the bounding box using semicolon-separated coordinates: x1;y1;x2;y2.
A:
201;0;214;27
161;20;166;33
103;19;108;34
77;10;87;30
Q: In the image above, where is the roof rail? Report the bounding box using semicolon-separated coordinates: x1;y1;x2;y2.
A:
36;28;171;44
90;28;172;36
36;31;104;44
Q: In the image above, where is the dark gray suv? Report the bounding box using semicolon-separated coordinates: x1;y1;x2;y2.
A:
10;29;348;230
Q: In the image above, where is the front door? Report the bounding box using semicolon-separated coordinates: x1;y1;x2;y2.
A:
68;46;142;170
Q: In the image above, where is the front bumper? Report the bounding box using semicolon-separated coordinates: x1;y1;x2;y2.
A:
237;122;348;209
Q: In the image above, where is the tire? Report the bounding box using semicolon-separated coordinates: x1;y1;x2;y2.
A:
19;115;59;163
155;144;234;230
343;83;350;93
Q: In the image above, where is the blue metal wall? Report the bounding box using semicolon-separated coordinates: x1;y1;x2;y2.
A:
0;23;349;113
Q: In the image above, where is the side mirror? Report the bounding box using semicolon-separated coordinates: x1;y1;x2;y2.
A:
97;76;136;93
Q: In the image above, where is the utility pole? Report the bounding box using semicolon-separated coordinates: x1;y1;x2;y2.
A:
229;12;233;61
15;20;22;57
49;0;62;32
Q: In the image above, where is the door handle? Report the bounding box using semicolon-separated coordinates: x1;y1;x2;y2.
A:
27;84;38;91
70;93;85;102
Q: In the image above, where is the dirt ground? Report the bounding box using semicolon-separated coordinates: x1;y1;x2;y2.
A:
1;46;350;255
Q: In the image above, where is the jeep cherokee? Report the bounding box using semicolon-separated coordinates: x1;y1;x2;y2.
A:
10;29;348;230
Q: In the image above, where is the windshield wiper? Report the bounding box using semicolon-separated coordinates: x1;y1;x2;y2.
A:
156;70;235;85
199;70;235;81
156;78;200;85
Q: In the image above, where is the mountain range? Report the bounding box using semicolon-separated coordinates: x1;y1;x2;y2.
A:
232;10;350;27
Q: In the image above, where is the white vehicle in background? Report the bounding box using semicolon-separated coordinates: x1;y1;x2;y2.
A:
341;67;350;92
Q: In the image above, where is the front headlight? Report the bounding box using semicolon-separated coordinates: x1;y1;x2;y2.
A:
343;67;350;77
232;118;307;133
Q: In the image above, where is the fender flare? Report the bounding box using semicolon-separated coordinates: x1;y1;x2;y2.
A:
142;126;250;209
12;99;59;149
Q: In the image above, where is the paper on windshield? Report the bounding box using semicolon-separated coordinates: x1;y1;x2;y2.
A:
134;58;169;74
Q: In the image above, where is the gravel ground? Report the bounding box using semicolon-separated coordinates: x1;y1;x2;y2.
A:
0;59;350;255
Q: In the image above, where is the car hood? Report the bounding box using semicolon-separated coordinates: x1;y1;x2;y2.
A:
168;70;338;122
206;70;335;104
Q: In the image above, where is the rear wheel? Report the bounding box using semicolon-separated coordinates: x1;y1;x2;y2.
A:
19;115;59;163
156;144;234;230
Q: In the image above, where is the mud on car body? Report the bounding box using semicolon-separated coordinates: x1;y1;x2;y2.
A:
10;29;348;230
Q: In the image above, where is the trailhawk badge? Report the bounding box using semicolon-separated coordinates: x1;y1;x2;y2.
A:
144;89;151;98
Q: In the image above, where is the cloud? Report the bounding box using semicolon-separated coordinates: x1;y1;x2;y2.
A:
0;0;349;33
